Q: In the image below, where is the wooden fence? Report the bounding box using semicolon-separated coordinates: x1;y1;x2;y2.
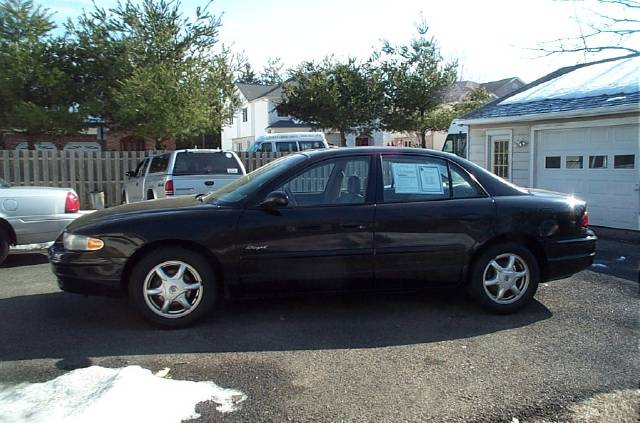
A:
0;150;286;208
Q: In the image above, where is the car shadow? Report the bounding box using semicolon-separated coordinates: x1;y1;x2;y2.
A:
1;253;49;268
0;289;552;362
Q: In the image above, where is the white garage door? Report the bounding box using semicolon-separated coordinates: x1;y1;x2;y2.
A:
536;123;640;230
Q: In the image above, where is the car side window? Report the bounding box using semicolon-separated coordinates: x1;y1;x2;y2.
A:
449;163;483;198
299;141;324;150
149;155;170;174
256;143;272;153
275;157;370;207
134;159;149;178
276;142;298;152
381;155;449;203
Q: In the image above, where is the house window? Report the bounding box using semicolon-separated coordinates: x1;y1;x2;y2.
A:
566;156;583;169
492;139;510;179
545;156;561;169
242;108;248;122
589;155;607;169
276;106;287;117
614;154;635;169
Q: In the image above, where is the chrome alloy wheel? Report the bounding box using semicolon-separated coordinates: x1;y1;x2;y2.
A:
482;253;530;305
143;260;203;319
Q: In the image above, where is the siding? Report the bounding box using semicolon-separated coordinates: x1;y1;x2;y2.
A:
468;125;531;187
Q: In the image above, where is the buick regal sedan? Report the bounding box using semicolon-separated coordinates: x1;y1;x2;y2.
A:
49;148;597;328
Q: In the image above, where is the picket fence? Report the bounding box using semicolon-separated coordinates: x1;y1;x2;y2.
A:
0;150;286;208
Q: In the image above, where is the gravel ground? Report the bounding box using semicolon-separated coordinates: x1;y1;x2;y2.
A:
0;240;637;422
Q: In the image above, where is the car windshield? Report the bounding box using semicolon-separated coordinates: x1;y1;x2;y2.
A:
203;153;306;205
0;177;9;188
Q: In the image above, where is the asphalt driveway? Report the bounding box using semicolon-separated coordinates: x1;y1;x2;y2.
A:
0;238;637;422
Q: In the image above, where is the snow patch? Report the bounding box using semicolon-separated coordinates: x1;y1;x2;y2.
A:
502;56;639;104
0;366;247;423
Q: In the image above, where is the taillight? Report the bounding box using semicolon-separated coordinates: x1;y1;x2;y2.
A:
65;192;80;213
164;179;174;196
580;211;589;228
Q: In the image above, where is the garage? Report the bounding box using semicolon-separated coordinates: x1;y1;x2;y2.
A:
535;123;639;230
461;55;639;231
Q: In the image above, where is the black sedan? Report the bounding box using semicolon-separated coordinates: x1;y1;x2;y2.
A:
49;148;597;328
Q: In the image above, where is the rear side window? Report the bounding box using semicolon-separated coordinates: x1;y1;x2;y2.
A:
381;155;449;203
449;163;483;198
173;152;242;175
148;155;170;173
276;142;299;152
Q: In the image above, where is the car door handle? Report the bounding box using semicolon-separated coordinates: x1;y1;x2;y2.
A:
205;181;214;186
341;223;367;230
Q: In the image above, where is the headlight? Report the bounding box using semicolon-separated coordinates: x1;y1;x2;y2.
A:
63;233;104;251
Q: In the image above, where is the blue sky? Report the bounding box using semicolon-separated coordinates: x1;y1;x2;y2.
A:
44;0;639;83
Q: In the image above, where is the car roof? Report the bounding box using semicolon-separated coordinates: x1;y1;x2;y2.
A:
301;146;459;160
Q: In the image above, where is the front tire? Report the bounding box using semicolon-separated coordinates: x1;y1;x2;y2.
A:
469;242;540;314
0;228;9;266
128;247;217;328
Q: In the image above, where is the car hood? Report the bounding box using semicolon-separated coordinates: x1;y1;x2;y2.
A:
67;196;202;231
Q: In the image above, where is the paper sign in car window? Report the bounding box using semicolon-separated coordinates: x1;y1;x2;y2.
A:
417;165;444;194
391;163;421;193
227;168;238;174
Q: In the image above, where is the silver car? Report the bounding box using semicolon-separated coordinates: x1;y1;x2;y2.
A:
0;177;85;264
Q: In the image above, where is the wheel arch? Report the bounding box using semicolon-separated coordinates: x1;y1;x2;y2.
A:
0;218;17;245
464;233;548;285
120;239;225;295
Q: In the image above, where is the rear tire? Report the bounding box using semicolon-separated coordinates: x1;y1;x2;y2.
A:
128;247;217;328
0;228;9;266
469;242;539;314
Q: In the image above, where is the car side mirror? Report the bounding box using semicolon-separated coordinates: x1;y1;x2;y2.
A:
260;191;289;209
125;171;136;177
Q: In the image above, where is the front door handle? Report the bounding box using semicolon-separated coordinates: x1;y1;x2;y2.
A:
341;223;367;230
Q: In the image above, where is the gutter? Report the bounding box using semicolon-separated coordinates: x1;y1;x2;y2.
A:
458;103;639;125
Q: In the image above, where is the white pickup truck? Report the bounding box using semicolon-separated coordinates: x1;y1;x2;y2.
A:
123;149;246;203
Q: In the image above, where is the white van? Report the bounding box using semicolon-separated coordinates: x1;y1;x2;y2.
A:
248;132;328;153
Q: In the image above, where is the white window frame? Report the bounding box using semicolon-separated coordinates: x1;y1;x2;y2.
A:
485;129;513;181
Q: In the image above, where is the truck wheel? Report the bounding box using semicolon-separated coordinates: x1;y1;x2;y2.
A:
147;190;154;200
128;247;217;328
0;228;9;266
469;242;540;314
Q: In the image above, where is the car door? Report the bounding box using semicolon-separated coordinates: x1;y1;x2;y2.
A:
144;154;171;200
125;158;149;203
374;153;496;289
235;155;375;294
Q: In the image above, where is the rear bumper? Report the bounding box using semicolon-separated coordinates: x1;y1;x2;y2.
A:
12;211;92;245
48;242;126;297
543;230;597;281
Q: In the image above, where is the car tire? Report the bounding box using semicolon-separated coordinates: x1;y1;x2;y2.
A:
147;190;154;200
128;247;217;329
121;192;127;205
469;242;540;314
0;228;9;266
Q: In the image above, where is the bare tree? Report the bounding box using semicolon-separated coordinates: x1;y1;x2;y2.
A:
536;0;639;57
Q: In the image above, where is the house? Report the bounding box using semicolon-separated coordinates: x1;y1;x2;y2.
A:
459;54;639;230
223;77;525;153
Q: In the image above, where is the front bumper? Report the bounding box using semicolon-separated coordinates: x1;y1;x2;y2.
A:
48;242;127;297
543;229;597;281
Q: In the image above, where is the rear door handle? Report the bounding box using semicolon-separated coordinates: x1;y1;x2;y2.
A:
205;181;214;186
341;223;367;230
